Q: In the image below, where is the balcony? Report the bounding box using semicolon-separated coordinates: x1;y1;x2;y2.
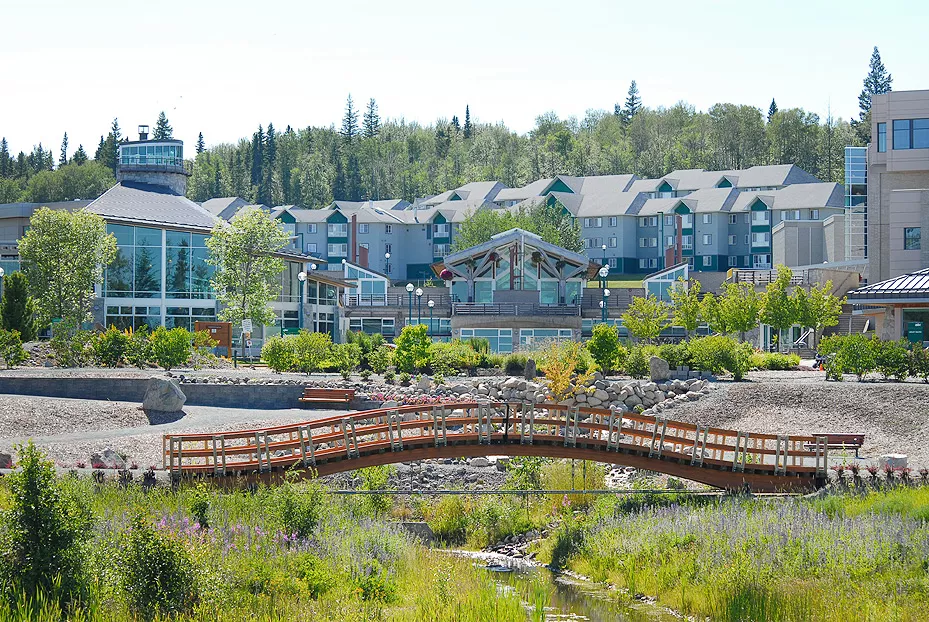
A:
451;302;580;316
345;293;452;307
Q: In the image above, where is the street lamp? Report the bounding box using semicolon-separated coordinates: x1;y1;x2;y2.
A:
297;271;307;331
602;288;610;322
309;264;318;332
415;287;424;325
598;265;609;292
406;283;414;326
0;267;4;298
427;299;435;337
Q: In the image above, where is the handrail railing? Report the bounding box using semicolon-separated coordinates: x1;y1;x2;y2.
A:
345;293;452;307
163;401;835;490
451;303;580;316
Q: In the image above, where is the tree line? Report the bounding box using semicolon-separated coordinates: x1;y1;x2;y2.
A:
0;48;892;208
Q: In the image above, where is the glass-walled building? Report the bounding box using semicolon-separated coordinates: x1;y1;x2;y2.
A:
844;146;868;260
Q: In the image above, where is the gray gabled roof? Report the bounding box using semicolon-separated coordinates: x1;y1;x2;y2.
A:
441;227;590;268
87;182;219;230
200;196;250;220
848;267;929;303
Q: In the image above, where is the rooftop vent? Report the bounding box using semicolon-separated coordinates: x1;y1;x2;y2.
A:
138;125;149;141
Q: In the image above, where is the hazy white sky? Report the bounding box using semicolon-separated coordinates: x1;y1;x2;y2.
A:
3;0;928;157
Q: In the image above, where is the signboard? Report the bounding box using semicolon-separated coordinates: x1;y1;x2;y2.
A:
906;321;924;344
245;339;253;348
241;319;253;333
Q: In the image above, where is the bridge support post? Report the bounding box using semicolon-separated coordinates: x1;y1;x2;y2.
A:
565;406;579;447
814;436;828;477
478;406;492;444
432;406;447;447
387;410;403;451
691;425;708;466
774;434;789;475
520;403;535;445
649;417;668;458
342;418;359;458
733;431;750;472
606;411;622;451
299;425;316;466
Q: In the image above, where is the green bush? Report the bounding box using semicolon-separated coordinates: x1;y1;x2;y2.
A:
657;342;690;369
624;345;653;378
292;331;332;375
873;339;910;381
117;514;197;619
429;339;479;376
93;326;129;367
262;335;295;373
503;353;527;375
467;337;490;355
50;324;94;368
0;328;27;369
749;352;800;371
588;323;620;373
278;481;326;539
394;324;431;372
125;326;152;369
296;554;336;599
186;483;210;529
687;336;753;380
149;326;192;370
818;334;876;382
383;366;396;383
909;344;929;382
331;342;361;379
426;496;469;544
368;344;393;374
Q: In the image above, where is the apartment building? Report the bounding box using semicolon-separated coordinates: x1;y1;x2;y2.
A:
866;89;929;281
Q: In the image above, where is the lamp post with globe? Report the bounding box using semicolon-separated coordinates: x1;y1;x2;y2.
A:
297;270;307;331
415;287;424;325
602;288;610;322
427;299;435;337
406;283;414;327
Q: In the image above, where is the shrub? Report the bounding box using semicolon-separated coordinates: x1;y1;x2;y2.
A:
909;345;929;382
398;371;411;385
296;554;336;599
383;366;396;383
429;339;479;376
292;331;332;375
187;483;210;529
426;496;469;544
189;330;218;370
354;562;398;603
149;326;192;370
0;328;27;369
541;342;592;401
125;326;152;369
588;323;620;373
117;514;197;619
624;345;652;378
0;271;37;341
657;342;690;369
394;324;431;372
750;352;800;371
819;334;876;382
368;344;393;374
687;336;753;380
503;353;527;375
873;339;910;381
1;442;90;603
467;337;490;355
359;369;372;380
278;481;326;539
262;335;295;373
331;342;361;380
93;326;129;367
50;324;94;367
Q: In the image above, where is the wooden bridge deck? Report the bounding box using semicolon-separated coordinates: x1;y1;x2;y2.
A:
163;402;839;492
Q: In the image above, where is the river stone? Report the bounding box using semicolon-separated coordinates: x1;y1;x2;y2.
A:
649;356;670;381
142;378;186;412
879;454;908;469
0;452;11;468
587;396;602;407
593;388;609;401
524;358;537;379
91;448;125;470
450;384;470;395
469;457;490;468
576;392;587;403
416;376;433;391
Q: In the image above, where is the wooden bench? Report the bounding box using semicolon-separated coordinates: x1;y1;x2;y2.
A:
804;433;865;457
298;387;355;408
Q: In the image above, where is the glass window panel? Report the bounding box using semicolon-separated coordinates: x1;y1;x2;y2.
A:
540;281;558;305
913;119;929;149
166;230;190;247
877;123;887;152
107;224;134;246
191;248;213;298
893;119;911;149
565;282;581;305
134;227;161;247
166;246;191;297
192;307;214;316
191;234;210;248
105;247;134;296
133;246;161;297
474;281;493;304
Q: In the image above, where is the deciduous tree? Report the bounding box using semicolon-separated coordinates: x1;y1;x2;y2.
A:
669;277;701;338
620;295;670;343
761;265;797;348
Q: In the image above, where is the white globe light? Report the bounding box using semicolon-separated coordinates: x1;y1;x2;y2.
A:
406;283;414;293
604;289;611;297
385;252;391;259
428;300;435;308
599;300;604;308
598;267;609;278
415;287;423;297
298;271;307;282
310;263;317;270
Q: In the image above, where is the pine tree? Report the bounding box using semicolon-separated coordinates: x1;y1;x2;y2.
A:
363;98;380;139
346;152;362;201
59;132;68;167
94;136;105;161
0;271;37;342
0;138;9;177
463;105;472;139
15;153;27;179
260;123;276;205
767;98;778;123
854;46;893;143
340;95;359;143
110;118;122;143
250;126;264;188
153;111;173;140
72;145;88;166
623;80;642;122
331;143;346;200
196;132;205;154
451;115;460;133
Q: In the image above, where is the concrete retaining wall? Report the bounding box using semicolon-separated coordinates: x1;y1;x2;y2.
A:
0;377;356;411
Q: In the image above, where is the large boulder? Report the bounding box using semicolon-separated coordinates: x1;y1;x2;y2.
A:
0;452;12;469
142;377;187;412
91;448;125;470
524;358;537;379
649;356;671;381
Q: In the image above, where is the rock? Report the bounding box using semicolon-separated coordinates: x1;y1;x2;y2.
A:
450;384;470;395
524;358;537;379
142;377;186;412
575;392;587;403
624;394;642;407
593;388;609;401
91;448;125;470
685;391;701;401
649;356;670;381
416;376;433;391
469;457;490;468
879;454;908;469
476;385;489;395
381;400;399;409
0;452;11;468
587;397;602;407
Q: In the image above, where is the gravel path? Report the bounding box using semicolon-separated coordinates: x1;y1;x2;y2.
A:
667;370;929;467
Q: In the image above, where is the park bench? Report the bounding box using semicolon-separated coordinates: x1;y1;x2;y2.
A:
804;433;865;457
298;387;355;408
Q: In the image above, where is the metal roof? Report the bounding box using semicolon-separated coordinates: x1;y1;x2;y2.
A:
847;267;929;302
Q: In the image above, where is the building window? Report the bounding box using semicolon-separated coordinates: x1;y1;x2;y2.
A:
607;258;617;268
891;119;929;150
434;243;450;256
584;217;603;228
745;234;750;245
434;223;450;237
751;232;770;247
638;258;657;269
327;222;347;236
702;213;712;224
609;216;618;227
680;214;693;228
358;223;369;234
609;236;617;248
810;209;819;220
307;224;317;233
877;122;887;152
702;255;712;267
385;263;391;274
638;237;648;248
728;234;736;246
728;214;738;225
905;227;921;250
327;243;348;256
664;215;674;226
682;235;693;250
384;243;392;255
639;216;657;227
894;120;911;149
702;234;712;245
751;211;770;225
753;254;772;269
306;243;317;254
728;256;738;267
743;255;750;267
385;225;393;234
459;328;513;353
665;235;674;248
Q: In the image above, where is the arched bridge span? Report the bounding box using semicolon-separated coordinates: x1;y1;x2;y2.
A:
163;402;835;492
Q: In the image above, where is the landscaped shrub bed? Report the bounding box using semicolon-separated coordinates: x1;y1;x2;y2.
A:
819;334;929;381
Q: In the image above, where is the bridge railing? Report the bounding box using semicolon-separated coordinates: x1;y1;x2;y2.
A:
163;402;827;480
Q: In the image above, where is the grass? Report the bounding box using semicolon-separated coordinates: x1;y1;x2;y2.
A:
536;489;929;621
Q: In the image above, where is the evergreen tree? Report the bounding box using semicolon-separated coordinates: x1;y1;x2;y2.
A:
260;123;276;205
15;153;27;179
340;95;359;143
332;146;347;201
153;111;173;140
110;118;121;143
250;126;264;188
196;132;205;154
346;152;362;201
854;46;892;143
451;115;460;133
463;105;472;138
71;145;88;166
363;98;380;138
59;132;68;167
94;136;105;161
623;80;642;122
0;138;9;177
1;272;37;341
767;98;778;123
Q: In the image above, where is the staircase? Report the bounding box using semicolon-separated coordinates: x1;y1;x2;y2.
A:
823;313;872;337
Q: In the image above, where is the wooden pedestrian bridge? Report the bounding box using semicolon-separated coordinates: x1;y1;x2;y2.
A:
163;402;844;492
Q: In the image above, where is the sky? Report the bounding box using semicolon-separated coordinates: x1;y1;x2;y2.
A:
3;0;928;158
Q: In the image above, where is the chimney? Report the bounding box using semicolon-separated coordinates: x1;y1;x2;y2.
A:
138;125;149;141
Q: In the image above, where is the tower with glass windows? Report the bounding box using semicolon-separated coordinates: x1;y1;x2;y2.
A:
844;146;868;260
117;125;189;195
